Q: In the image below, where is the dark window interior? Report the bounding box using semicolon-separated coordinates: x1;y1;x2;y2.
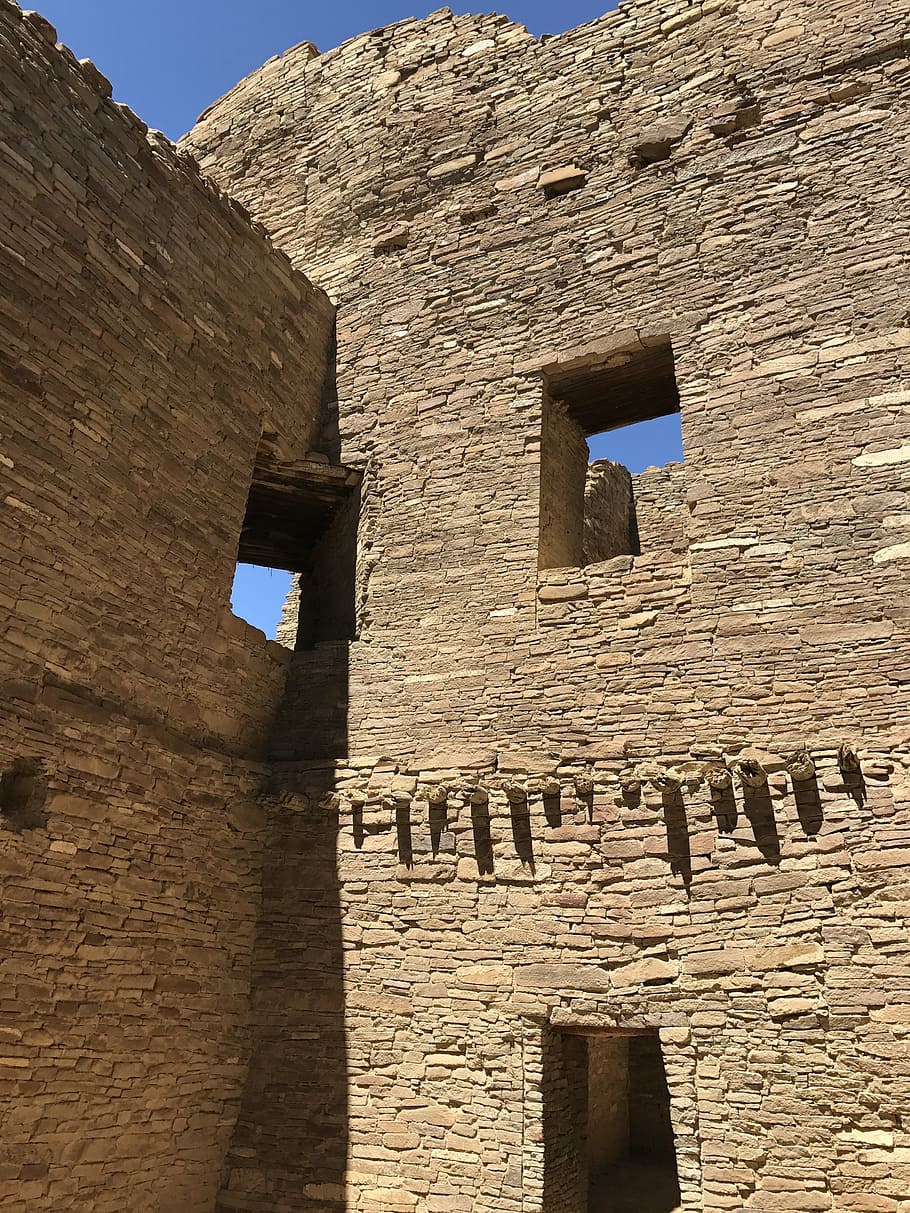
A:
0;758;48;832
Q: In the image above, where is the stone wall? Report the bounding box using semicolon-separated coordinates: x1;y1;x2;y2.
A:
188;0;910;762
242;749;909;1213
541;1030;589;1213
539;396;588;570
185;0;910;1206
632;461;687;555
585;460;638;563
587;1036;630;1175
0;3;334;1209
0;0;904;1208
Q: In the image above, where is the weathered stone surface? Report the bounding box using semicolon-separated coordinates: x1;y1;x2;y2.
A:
538;164;587;194
0;7;334;1211
2;0;910;1211
628;117;692;165
611;958;679;988
515;964;613;992
182;0;907;1204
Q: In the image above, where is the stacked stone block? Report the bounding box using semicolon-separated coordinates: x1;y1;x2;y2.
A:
186;1;910;1210
0;3;334;1209
0;0;908;1209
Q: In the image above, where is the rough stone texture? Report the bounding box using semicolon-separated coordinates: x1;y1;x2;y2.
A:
587;1036;630;1175
184;1;910;1209
0;3;334;1210
540;396;590;569
1;0;909;1210
632;462;687;555
585;461;637;563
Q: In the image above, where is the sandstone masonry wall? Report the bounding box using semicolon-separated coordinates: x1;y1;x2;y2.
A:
0;4;334;1209
189;0;910;762
186;0;910;1208
539;397;589;569
585;460;637;563
632;461;687;554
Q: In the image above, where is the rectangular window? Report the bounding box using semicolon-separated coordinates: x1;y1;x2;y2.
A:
234;454;360;649
231;563;295;642
539;335;682;570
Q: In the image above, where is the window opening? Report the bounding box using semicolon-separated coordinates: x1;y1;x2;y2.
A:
0;758;48;832
233;452;361;650
587;413;683;472
539;335;682;569
231;564;293;641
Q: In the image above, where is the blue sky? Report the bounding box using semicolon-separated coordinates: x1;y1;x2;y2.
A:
37;1;617;141
35;0;681;636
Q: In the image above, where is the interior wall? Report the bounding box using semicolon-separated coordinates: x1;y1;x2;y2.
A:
628;1037;677;1165
290;481;361;649
584;462;638;563
214;785;349;1213
182;0;910;1210
587;1036;631;1176
539;395;589;570
542;1029;590;1213
187;0;909;764
0;4;333;747
0;5;335;1209
629;464;687;556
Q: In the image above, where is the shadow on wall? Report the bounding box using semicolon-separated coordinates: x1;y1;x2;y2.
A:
215;752;349;1213
742;784;782;866
216;385;353;1209
661;791;691;888
542;1027;590;1213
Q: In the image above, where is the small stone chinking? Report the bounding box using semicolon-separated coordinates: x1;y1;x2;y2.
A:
0;2;333;1211
185;0;910;1207
0;0;908;1210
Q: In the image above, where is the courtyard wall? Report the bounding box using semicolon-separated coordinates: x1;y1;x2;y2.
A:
186;1;910;1209
0;4;334;1209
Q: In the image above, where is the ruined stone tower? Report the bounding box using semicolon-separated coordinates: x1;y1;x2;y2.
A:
1;0;909;1210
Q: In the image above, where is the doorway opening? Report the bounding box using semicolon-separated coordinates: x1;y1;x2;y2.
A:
544;1029;681;1213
